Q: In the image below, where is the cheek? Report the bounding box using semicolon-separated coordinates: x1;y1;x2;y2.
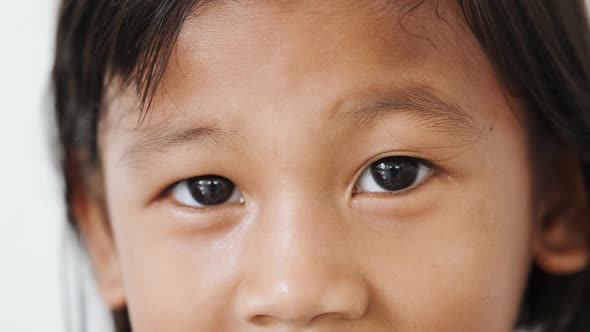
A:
111;223;239;330
359;192;533;331
105;185;245;331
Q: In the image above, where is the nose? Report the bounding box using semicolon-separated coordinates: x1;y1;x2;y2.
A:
238;273;369;326
234;199;369;326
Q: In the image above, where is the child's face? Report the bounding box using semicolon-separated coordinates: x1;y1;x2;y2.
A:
83;1;583;331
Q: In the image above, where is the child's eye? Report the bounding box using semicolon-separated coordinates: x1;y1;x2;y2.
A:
170;175;243;208
355;156;433;193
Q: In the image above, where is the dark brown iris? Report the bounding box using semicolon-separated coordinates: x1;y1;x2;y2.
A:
187;176;235;206
370;157;420;191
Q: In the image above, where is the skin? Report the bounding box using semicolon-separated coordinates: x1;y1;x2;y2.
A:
76;1;589;331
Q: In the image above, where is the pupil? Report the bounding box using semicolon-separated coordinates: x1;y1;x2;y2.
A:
188;176;235;206
370;157;419;191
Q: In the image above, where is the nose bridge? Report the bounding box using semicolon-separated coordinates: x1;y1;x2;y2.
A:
255;189;344;275
235;192;369;326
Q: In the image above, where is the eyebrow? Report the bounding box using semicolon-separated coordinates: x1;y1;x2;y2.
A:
122;84;482;166
122;119;245;166
335;84;481;142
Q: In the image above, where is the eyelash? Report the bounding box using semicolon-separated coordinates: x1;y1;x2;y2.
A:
162;156;440;209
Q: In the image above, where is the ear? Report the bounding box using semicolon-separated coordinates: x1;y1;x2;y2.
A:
71;171;126;309
533;149;590;275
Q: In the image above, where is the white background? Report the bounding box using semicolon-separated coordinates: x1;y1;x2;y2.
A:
0;1;105;331
0;1;65;331
0;1;588;332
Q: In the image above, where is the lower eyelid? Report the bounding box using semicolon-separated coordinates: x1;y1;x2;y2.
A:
169;200;245;213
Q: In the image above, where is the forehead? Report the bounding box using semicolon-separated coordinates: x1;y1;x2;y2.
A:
168;0;472;84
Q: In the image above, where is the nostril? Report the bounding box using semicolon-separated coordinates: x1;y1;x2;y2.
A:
248;314;274;327
249;313;314;327
243;293;322;326
248;307;366;327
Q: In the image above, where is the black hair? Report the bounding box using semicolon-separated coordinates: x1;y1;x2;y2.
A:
52;1;590;331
